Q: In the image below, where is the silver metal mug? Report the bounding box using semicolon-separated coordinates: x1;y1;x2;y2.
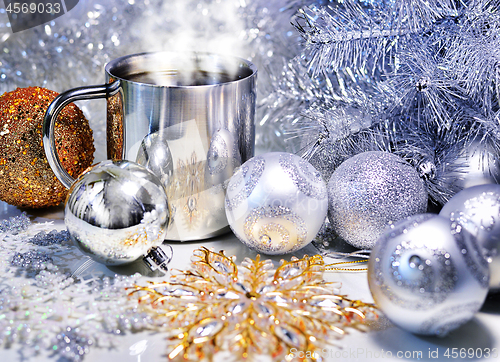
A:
43;51;257;241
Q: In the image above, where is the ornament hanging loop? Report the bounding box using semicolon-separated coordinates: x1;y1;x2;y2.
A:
143;244;174;273
43;81;121;189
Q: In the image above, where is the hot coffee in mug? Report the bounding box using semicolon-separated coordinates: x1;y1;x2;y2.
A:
43;51;257;241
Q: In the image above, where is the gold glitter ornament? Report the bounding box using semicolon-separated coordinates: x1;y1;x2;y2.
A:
0;87;94;208
129;247;377;361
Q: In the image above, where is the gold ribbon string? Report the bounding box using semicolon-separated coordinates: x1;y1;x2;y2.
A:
322;250;371;272
324;258;369;272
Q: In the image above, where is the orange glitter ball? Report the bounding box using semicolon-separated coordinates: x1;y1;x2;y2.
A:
0;87;94;208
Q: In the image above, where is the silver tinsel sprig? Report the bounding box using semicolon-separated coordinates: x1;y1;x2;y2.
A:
445;10;500;113
387;39;466;130
292;0;462;77
260;51;393;154
386;117;473;205
285;0;500;127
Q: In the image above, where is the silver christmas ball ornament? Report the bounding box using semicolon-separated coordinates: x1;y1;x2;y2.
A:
447;140;500;189
65;160;170;266
368;214;489;336
440;184;500;290
225;152;328;255
327;151;428;249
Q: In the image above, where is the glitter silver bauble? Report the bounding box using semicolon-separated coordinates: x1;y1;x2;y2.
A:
440;184;500;290
327;151;428;249
65;160;170;266
225;152;328;255
368;214;489;336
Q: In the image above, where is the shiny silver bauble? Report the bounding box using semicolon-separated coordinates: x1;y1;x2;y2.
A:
368;214;489;336
440;184;500;290
136;131;174;190
65;160;170;266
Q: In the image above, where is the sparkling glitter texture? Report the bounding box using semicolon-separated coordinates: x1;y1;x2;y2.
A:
327;151;428;249
11;250;53;270
225;152;328;255
65;160;170;266
0;212;30;234
440;184;500;290
0;87;94;208
54;327;93;362
368;214;489;336
0;214;148;361
129;247;378;361
28;229;70;246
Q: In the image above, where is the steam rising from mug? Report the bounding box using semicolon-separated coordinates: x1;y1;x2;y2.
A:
44;51;257;241
127;53;245;87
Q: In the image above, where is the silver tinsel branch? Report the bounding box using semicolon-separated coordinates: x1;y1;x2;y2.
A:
259;0;500;205
292;0;461;77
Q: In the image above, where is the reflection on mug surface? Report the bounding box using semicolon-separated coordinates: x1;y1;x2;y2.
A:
135;122;243;241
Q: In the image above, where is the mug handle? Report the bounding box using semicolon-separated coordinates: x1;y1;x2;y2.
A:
43;81;121;189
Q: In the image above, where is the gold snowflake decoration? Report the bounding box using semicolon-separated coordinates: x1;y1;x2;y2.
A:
129;247;377;361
